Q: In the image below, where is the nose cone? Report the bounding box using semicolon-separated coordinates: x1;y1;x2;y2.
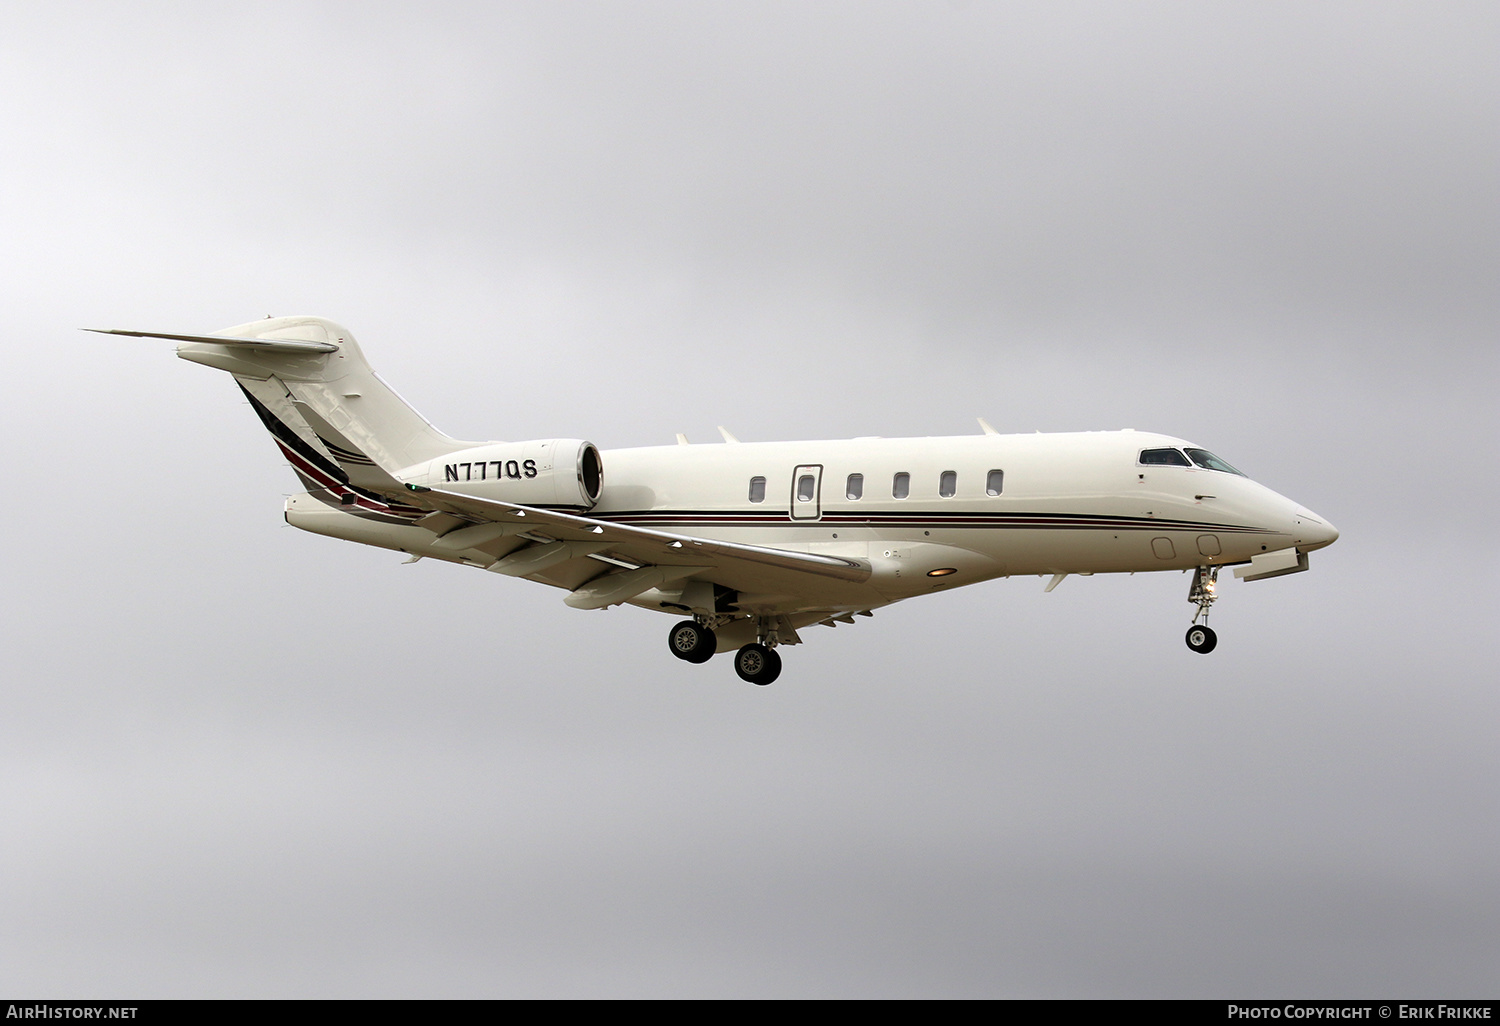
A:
1294;507;1339;550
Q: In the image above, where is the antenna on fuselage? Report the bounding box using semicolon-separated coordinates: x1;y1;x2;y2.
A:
717;426;740;443
977;418;999;435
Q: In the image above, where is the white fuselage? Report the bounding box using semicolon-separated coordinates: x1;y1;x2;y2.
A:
288;426;1335;621
585;428;1330;608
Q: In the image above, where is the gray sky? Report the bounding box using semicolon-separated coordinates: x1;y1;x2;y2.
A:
2;0;1497;997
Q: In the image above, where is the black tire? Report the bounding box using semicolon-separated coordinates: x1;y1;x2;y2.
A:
1185;624;1218;654
668;621;717;664
734;643;782;685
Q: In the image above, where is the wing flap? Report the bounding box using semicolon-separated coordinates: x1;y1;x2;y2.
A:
563;564;710;610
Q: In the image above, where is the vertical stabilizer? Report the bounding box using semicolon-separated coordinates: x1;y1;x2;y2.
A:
164;316;483;517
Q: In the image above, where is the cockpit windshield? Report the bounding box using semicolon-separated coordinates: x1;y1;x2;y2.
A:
1139;447;1247;476
1138;448;1191;466
1184;448;1245;476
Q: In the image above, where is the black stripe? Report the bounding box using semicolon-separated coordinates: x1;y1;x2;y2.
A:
235;400;426;516
316;435;378;465
273;436;426;518
239;384;350;485
590;509;1269;534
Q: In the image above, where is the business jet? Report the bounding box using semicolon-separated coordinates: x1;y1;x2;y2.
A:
98;315;1338;685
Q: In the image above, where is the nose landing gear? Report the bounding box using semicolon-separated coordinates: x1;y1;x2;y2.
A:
1185;623;1217;654
1185;566;1220;654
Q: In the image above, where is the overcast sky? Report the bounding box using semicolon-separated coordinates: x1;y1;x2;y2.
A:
2;1;1497;997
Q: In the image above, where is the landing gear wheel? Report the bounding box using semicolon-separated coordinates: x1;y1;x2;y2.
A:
734;643;782;685
668;621;717;664
1185;624;1218;654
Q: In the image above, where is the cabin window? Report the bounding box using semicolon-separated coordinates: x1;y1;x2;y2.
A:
892;472;910;499
1139;448;1191;467
939;470;957;497
986;469;1004;495
748;476;766;503
1184;448;1246;476
846;473;863;500
797;475;816;502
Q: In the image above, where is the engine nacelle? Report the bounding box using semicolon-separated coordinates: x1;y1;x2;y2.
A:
398;439;603;510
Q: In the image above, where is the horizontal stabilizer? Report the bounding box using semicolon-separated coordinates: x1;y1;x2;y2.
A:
86;328;339;354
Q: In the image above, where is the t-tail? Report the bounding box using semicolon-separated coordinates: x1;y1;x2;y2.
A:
94;316;481;524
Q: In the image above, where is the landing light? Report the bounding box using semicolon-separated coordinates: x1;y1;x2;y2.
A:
927;568;958;577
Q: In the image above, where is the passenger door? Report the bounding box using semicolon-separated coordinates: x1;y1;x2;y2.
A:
790;465;823;520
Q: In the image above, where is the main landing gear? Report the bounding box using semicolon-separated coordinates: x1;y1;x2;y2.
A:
733;643;781;686
667;620;716;664
666;618;785;685
1185;565;1219;654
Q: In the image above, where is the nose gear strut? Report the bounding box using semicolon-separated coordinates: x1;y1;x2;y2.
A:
1185;565;1220;654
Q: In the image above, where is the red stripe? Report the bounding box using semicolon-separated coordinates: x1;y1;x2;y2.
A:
276;441;422;519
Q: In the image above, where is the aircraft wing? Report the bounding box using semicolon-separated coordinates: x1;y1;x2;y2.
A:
405;484;871;609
